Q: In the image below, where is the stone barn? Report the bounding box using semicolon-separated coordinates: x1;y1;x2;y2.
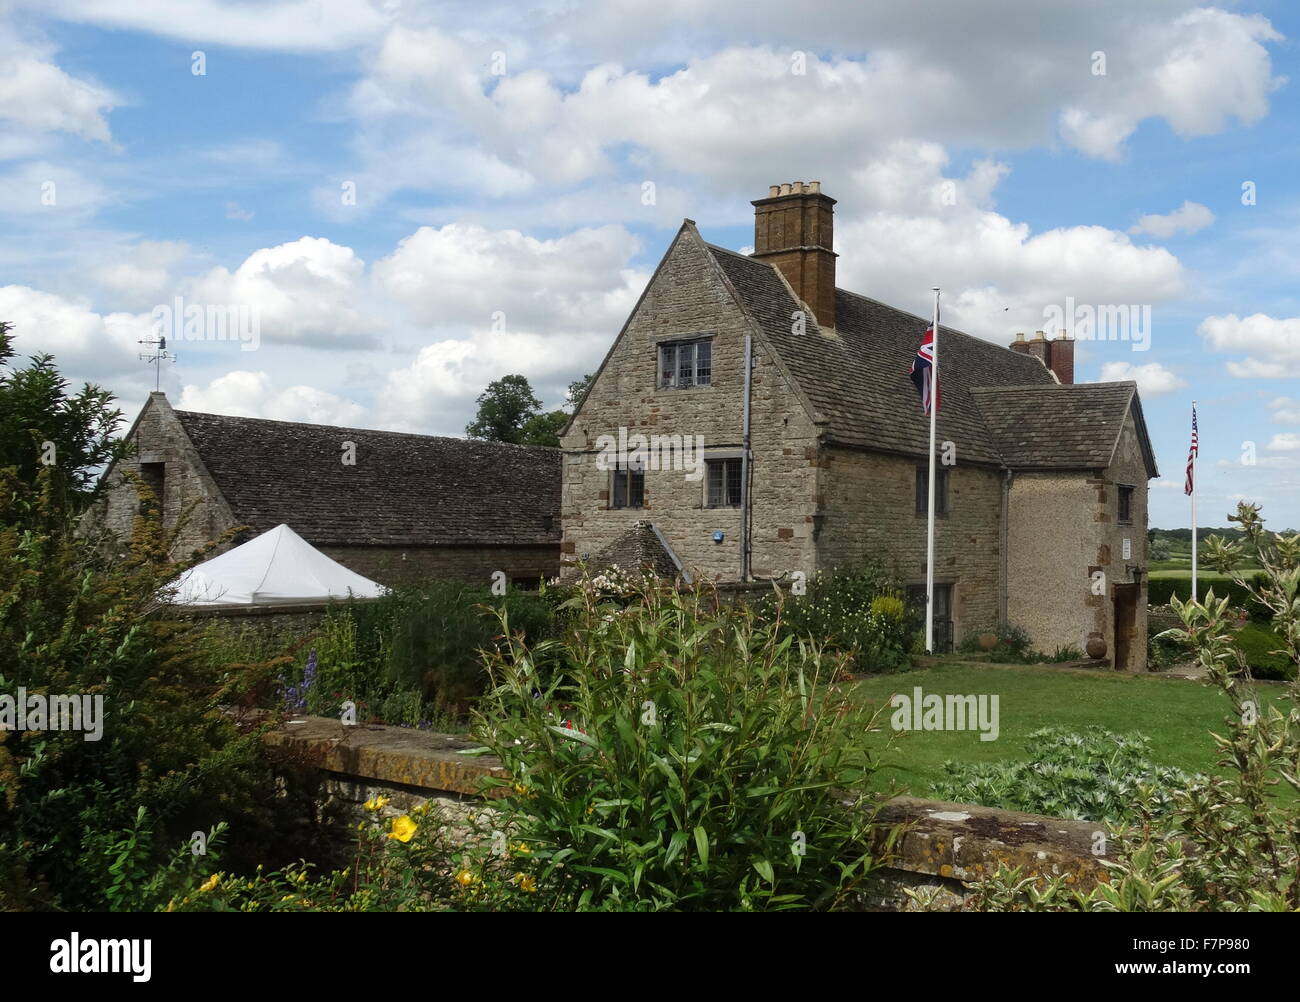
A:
92;391;561;588
560;181;1158;669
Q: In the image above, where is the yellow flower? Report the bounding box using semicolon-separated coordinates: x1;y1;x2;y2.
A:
363;795;391;812
455;869;477;887
388;815;418;843
412;802;430;817
514;842;531;854
198;873;220;893
585;805;595;816
513;872;537;893
513;783;529;795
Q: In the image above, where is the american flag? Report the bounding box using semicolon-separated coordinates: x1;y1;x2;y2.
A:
910;323;939;416
1184;404;1198;495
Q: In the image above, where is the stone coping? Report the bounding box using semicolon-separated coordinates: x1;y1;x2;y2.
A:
264;714;508;796
265;716;1107;890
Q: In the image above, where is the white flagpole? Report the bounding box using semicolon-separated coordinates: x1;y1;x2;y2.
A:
1191;400;1198;603
925;288;940;654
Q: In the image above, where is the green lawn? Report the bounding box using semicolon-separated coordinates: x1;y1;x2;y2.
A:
847;661;1292;798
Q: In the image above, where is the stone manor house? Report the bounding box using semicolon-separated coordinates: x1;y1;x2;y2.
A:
94;180;1157;669
560;182;1158;669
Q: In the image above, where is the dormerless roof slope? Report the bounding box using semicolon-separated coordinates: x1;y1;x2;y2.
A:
175;410;562;547
705;240;1156;476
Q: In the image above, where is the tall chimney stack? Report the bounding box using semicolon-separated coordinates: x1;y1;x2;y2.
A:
751;181;837;329
1049;330;1074;384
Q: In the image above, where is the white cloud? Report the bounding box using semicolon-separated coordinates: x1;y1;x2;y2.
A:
88;240;191;311
374;328;611;435
1097;361;1186;396
1199;313;1300;378
828;144;1185;339
224;201;255;222
0;285;158;411
0;161;111;217
1268;397;1300;425
0;39;116;142
1266;432;1300;452
33;0;390;53
186;237;381;349
179;371;366;426
1129;201;1214;239
373;223;646;333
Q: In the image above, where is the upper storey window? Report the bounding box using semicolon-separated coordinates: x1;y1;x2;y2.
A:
658;338;712;389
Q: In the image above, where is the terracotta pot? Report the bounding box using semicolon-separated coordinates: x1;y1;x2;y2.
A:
978;632;998;652
1085;632;1107;659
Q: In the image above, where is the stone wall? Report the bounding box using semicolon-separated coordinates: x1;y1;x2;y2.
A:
561;225;820;583
317;543;559;589
1007;415;1149;669
91;391;237;560
266;716;1110;911
818;446;1005;642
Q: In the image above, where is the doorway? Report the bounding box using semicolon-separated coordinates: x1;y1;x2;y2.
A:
1113;584;1138;671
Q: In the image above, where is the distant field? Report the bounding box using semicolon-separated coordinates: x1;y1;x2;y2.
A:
1148;569;1242;581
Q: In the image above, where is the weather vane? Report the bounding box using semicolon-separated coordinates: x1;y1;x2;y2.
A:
138;334;176;392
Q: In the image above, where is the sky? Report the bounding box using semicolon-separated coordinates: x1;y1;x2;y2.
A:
1;0;1298;530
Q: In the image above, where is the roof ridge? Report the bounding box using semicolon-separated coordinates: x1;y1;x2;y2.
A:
970;381;1138;393
174;409;560;452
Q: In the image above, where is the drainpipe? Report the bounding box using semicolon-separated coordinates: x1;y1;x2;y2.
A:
1000;468;1012;623
739;334;753;582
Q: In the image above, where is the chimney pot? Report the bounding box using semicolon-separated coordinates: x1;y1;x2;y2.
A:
808;180;821;193
769;185;780;197
1032;330;1047;340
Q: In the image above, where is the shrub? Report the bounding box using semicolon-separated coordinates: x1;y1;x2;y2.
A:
0;475;284;911
777;557;910;673
930;726;1195;824
956;622;1033;661
1147;573;1270;616
468;576;890;911
257;582;559;728
1233;623;1294;681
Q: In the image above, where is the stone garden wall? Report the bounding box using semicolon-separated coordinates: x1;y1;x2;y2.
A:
266;715;1109;911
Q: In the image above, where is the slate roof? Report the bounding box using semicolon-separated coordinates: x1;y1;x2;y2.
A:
705;241;1150;472
567;520;688;582
971;383;1158;475
174;410;561;547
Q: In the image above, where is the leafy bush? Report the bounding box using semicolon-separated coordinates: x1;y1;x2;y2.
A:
777;557;910;673
1233;623;1294;681
469;576;890;911
956;622;1033;661
0;475;287;911
930;726;1195;823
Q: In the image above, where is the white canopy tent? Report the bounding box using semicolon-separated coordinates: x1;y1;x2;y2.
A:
171;523;387;606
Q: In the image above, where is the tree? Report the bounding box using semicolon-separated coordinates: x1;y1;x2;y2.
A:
465;375;544;444
0;321;129;517
466;372;595;448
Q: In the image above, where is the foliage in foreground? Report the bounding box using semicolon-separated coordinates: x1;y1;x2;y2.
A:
972;502;1300;911
468;576;892;910
930;726;1196;824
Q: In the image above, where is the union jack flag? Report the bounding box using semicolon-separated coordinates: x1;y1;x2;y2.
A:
910;323;939;415
1184;404;1198;495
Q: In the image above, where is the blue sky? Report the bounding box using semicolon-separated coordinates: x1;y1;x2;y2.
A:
1;0;1297;530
